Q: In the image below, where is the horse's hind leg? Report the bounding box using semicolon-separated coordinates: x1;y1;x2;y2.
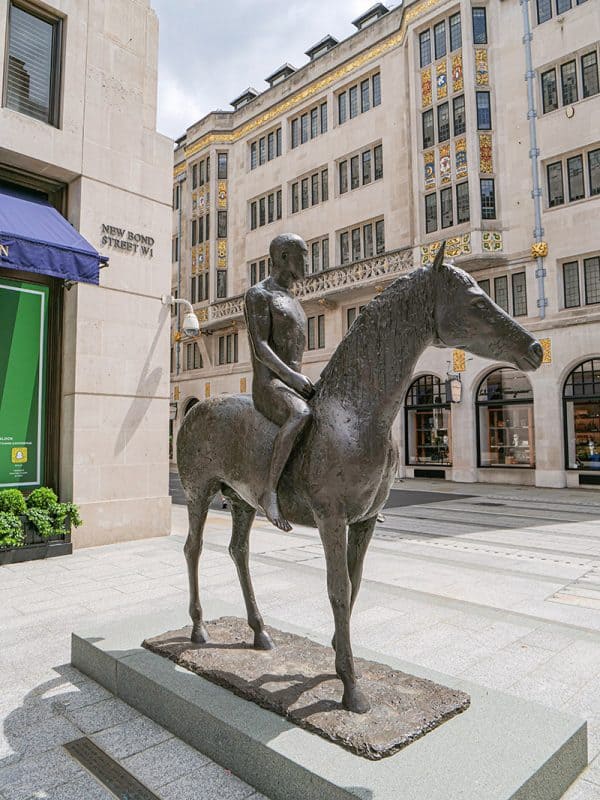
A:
227;492;273;651
333;516;376;652
183;485;217;644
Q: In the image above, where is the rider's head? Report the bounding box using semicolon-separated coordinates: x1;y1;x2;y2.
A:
270;234;308;285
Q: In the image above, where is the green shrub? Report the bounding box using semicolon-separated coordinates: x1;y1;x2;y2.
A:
26;486;58;510
0;512;25;548
0;488;26;515
25;507;54;538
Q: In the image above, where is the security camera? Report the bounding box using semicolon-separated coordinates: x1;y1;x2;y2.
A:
182;312;200;337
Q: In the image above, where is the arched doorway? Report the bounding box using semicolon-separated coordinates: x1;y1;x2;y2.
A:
405;375;451;466
184;397;200;416
563;358;600;471
476;368;535;467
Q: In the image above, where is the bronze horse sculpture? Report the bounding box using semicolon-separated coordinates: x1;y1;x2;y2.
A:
177;245;543;713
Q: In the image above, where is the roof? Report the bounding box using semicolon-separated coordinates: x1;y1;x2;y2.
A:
265;63;297;86
305;35;339;60
352;3;389;30
230;88;259;110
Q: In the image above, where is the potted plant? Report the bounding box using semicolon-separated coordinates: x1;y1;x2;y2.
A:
0;487;81;565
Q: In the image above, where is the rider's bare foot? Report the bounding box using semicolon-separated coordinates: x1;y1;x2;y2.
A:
260;490;292;532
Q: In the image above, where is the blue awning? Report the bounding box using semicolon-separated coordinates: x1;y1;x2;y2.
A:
0;184;108;285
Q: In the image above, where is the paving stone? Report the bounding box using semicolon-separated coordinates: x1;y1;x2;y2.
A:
159;764;256;800
61;697;139;735
90;715;173;759
27;773;116;799
0;748;83;800
562;777;600;798
1;714;80;759
121;737;211;790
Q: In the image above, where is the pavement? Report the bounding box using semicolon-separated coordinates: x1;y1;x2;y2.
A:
1;477;600;799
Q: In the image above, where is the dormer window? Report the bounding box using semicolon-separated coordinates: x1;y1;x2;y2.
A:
352;3;389;31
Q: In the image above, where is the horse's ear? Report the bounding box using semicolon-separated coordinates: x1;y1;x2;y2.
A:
432;241;446;271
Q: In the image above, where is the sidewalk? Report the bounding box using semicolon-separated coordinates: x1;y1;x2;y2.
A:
1;479;599;799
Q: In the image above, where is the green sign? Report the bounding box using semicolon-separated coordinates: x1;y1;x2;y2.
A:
0;278;48;488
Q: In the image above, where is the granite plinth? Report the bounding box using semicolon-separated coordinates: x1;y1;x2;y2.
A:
143;616;470;760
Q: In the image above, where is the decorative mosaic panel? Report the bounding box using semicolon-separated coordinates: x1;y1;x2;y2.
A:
173;385;180;401
455;137;467;178
421;67;432;107
436;59;448;100
217;180;227;209
421;234;471;266
424;150;435;188
240;377;247;393
439;144;451;185
539;338;552;365
205;242;210;268
217;239;227;268
482;231;503;252
479;133;493;174
451;53;463;93
205;383;211;399
196;307;208;322
452;349;466;373
475;48;489;86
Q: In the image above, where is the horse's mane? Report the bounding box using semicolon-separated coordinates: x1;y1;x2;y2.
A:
314;267;433;403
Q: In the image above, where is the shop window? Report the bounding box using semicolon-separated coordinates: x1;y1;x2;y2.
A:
472;8;487;45
563;358;600;470
5;2;62;126
405;375;452;466
477;369;535;467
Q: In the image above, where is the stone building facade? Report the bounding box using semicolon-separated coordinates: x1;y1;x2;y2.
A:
171;0;600;489
1;0;173;545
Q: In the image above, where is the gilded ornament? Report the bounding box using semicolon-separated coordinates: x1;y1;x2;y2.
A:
539;338;552;364
531;241;548;259
218;180;228;209
439;144;451;184
451;53;463;93
455;137;467;178
482;232;503;252
421;68;432;107
479;133;493;174
240;377;247;393
436;59;448;100
452;349;466;373
424;150;435;188
475;48;489;86
205;383;211;398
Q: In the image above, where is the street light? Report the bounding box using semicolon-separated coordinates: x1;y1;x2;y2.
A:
162;295;199;337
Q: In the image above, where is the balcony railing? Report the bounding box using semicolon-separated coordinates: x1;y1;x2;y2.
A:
206;247;414;327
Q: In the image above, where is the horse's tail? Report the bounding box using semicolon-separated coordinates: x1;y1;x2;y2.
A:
176;399;221;503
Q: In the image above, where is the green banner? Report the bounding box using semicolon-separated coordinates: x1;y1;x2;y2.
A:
0;278;48;488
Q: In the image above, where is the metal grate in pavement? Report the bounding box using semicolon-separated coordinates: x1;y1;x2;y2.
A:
547;566;600;610
64;737;161;800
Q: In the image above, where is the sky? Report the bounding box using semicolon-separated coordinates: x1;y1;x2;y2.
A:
151;0;399;140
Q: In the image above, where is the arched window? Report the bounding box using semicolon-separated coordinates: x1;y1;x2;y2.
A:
184;397;200;416
476;368;535;467
563;358;600;470
405;375;451;466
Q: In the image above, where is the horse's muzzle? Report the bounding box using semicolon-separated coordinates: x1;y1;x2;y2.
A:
517;341;544;371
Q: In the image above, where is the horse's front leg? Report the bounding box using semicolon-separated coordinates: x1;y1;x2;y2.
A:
317;516;370;714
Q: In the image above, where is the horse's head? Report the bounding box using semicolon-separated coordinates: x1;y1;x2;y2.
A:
429;243;543;371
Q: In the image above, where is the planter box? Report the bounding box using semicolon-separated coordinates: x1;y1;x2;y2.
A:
0;517;72;565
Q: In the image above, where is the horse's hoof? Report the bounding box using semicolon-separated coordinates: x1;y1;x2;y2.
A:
191;624;209;644
342;687;370;714
254;630;275;650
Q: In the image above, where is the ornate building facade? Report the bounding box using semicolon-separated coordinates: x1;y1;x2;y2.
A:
171;0;600;489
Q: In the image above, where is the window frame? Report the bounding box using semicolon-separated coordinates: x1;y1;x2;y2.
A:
472;7;487;45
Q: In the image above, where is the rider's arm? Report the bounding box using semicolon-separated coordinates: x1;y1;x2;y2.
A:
244;288;302;388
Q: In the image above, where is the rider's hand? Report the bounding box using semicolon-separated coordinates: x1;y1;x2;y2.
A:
291;373;314;399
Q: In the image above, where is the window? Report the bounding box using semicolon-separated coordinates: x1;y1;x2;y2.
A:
259;137;266;166
456;182;470;223
267;131;275;161
536;0;552;23
350;156;360;190
547;161;564;206
277;189;282;219
218;211;227;238
567;155;584;201
541;69;558;113
372;73;381;107
472;8;487;45
217;153;228;179
339;161;348;194
563;359;600;471
276;127;282;156
311;173;319;205
561;60;578;105
512;273;528;316
351;228;361;262
374;144;383;180
589;149;600;196
453;95;465;135
218;333;238;365
186;343;202;371
291;169;327;212
5;2;62;126
434;21;446;59
437;102;450;142
556;0;572;11
301;113;309;144
441;187;453;228
198;216;205;244
268;193;274;223
250;202;257;229
307;315;325;350
494;276;509;311
311;107;318;138
250;257;270;285
477;369;535;468
405;375;452;466
301;177;309;210
259;197;266;226
173;184;180;210
425;193;437;233
338;92;347;124
563;261;581;307
361;79;370;113
205;214;210;240
476;91;492;129
340;231;350;264
376;219;385;254
291;118;300;148
363;223;373;257
191;164;198;189
449;13;462;51
172;236;179;263
321;102;328;133
216;270;227;299
422;109;434;148
478;278;490;296
349;86;359;118
321;169;329;201
311;241;320;273
582;52;599;98
584;257;600;304
362;150;372;184
291;103;326;145
420;30;432;68
291;182;299;213
346;305;366;331
322;238;330;270
480;178;496;219
198;272;209;301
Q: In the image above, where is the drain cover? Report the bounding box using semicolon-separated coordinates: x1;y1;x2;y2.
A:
477;502;505;507
64;737;161;799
